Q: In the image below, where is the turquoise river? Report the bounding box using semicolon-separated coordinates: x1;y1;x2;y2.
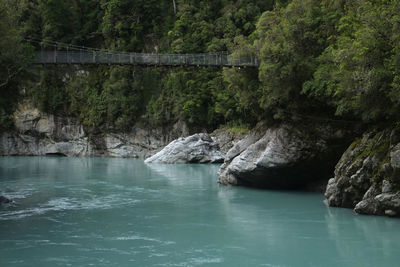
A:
0;157;400;266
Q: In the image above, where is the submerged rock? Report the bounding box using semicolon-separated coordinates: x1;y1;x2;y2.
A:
145;133;224;164
0;196;12;204
325;128;400;217
218;122;352;190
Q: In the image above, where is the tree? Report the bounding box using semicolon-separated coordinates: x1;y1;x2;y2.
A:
305;0;400;122
254;0;341;121
0;0;34;130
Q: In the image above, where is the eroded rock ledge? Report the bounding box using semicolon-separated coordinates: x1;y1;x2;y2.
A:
325;127;400;217
218;122;352;190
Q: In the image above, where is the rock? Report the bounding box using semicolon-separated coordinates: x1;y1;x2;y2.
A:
385;210;397;217
210;128;246;155
13;101;84;140
382;180;393;194
0;196;12;204
104;134;139;158
0;100;190;158
13;102;43;133
390;144;400;169
145;133;224;164
354;198;380;215
325;178;341;206
218;122;351;189
325;127;400;217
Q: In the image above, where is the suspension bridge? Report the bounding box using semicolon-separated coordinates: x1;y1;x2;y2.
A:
27;39;259;67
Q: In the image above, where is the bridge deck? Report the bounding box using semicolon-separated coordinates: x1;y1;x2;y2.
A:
34;51;259;67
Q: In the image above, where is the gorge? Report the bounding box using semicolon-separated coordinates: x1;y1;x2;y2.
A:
1;0;400;265
2;101;400;218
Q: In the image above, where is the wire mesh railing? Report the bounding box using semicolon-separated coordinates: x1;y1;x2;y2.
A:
34;50;259;67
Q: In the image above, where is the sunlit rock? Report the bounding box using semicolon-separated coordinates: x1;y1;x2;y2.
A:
218;122;351;190
145;133;224;164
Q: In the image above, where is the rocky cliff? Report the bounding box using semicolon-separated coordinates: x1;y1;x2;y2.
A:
218;122;353;190
0;101;189;158
325;127;400;217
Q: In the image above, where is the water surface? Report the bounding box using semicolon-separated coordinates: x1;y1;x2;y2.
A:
0;157;399;266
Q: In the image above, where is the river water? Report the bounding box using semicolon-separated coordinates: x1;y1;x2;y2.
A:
0;157;399;267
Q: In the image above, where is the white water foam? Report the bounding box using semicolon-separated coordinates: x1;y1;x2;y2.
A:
0;195;141;221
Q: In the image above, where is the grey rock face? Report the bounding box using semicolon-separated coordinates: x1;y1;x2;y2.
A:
325;128;400;217
0;101;189;158
218;122;350;189
210;129;246;155
145;133;224;164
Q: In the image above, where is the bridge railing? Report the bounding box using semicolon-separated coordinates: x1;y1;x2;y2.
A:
34;51;259;67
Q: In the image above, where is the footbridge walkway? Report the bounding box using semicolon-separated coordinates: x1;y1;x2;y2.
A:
27;38;258;68
34;50;259;67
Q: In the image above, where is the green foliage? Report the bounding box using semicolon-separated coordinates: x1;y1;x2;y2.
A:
169;0;274;53
31;68;69;113
147;68;224;127
0;0;34;131
255;0;340;120
101;0;174;51
218;68;261;124
38;0;80;43
63;66;161;130
17;0;400;133
220;121;251;135
152;0;273;128
17;0;277;131
304;0;400;122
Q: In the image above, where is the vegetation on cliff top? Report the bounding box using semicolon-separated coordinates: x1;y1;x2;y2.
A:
1;0;399;131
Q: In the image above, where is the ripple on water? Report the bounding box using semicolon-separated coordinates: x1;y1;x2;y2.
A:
0;195;142;221
111;235;176;246
0;188;36;200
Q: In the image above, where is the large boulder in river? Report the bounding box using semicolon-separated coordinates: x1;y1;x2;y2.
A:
218;122;353;190
145;133;224;164
325;127;400;217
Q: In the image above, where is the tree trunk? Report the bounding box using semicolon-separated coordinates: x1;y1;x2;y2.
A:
172;0;176;14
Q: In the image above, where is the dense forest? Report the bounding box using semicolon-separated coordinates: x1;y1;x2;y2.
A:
1;0;399;132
